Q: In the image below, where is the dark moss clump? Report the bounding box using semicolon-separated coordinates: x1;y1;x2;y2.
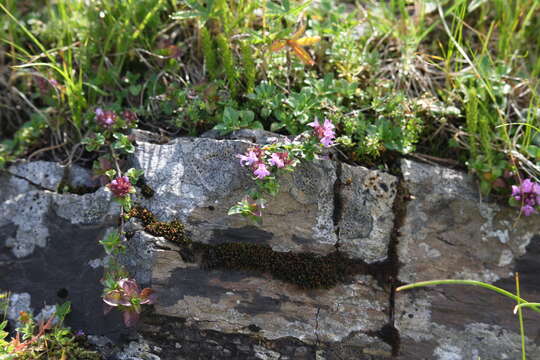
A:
128;205;156;225
127;206;367;289
136;176;155;198
200;242;356;289
128;205;189;245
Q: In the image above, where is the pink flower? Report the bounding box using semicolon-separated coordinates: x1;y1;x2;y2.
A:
122;110;138;124
253;163;270;179
268;152;292;168
308;119;336;147
237;147;265;167
320;136;334;147
511;178;540;216
523;204;536;216
95;108;118;128
269;153;284;168
107;176;133;198
237;150;259;167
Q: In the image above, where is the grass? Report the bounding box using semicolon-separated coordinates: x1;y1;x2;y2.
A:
0;0;537;195
1;0;539;188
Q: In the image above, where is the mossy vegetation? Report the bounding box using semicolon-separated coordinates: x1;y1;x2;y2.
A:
135;177;155;199
0;300;102;359
1;0;538;197
127;206;386;289
128;205;189;245
200;242;356;289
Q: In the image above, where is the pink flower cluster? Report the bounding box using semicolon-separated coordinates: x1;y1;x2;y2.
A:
237;147;292;179
107;176;133;198
95;108;138;128
512;178;540;216
95;108;118;128
122;110;138;124
308;119;335;147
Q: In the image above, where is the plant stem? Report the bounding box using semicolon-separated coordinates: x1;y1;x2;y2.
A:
515;273;527;360
108;144;125;241
396;279;540;315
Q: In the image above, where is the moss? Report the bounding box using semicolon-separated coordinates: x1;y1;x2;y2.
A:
199;242;358;289
136;176;155;199
127;206;377;289
128;205;189;245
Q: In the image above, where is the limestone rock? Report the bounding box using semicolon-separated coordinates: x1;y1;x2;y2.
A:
116;336;161;360
7;160;97;191
396;159;540;359
0;169;125;337
132;137;396;262
8;160;64;190
151;250;389;345
338;163;397;263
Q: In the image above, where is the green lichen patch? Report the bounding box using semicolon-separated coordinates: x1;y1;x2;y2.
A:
198;242;360;289
128;206;189;245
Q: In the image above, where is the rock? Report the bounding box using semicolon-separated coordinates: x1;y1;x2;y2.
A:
2;190;51;258
8;160;64;190
0;171;38;204
132;137;396;262
7;160;97;191
395;159;540;359
0;170;126;337
119;231;159;286
338;163;397;263
35;304;58;325
200;128;288;144
127;136;396;357
69;164;100;189
151;250;389;345
5;292;32;329
116;336;161;360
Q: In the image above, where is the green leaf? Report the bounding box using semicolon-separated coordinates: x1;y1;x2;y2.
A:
55;301;71;322
270;122;285;132
125;168;144;183
129;85;142;96
105;169;117;180
171;10;199;19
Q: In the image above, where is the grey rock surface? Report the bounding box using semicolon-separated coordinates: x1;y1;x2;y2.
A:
8;160;65;190
116;336;161;360
7;140;540;359
0;162;126;337
151;249;389;344
7;160;98;191
396;159;540;359
132;137;396;262
338;163;397;263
